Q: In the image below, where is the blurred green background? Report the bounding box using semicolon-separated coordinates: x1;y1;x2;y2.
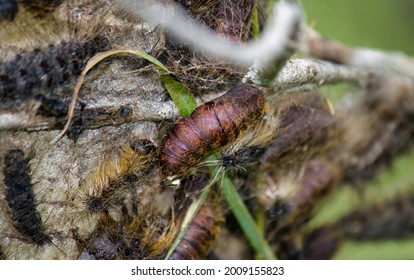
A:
300;0;414;55
298;0;414;259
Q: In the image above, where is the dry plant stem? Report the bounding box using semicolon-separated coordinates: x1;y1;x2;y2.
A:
50;53;102;145
302;26;414;79
271;58;375;93
118;0;302;66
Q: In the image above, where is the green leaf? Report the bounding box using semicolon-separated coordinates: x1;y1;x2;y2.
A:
160;74;198;117
126;49;197;116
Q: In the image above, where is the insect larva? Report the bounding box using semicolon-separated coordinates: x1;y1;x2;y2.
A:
19;0;64;13
3;149;48;244
82;139;156;213
302;226;341;260
339;192;414;240
302;190;414;260
220;146;266;171
0;0;18;21
0;37;110;116
76;184;177;260
160;84;265;180
0;0;64;22
266;159;338;222
294;159;340;209
2;0;65;20
170;203;224;260
260;93;337;170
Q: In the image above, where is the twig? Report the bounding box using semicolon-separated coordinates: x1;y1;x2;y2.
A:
270;58;376;93
301;26;414;79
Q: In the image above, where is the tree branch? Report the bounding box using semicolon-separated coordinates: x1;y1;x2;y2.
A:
301;26;414;79
270;58;375;93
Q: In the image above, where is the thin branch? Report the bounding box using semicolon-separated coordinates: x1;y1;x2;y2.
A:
301;26;414;79
270;58;376;93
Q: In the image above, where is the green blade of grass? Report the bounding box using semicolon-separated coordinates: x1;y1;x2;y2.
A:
206;154;276;260
251;2;260;40
127;49;169;72
266;0;278;18
221;173;277;260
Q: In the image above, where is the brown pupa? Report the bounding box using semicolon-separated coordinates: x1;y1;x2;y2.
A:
170;203;224;260
160;84;266;180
